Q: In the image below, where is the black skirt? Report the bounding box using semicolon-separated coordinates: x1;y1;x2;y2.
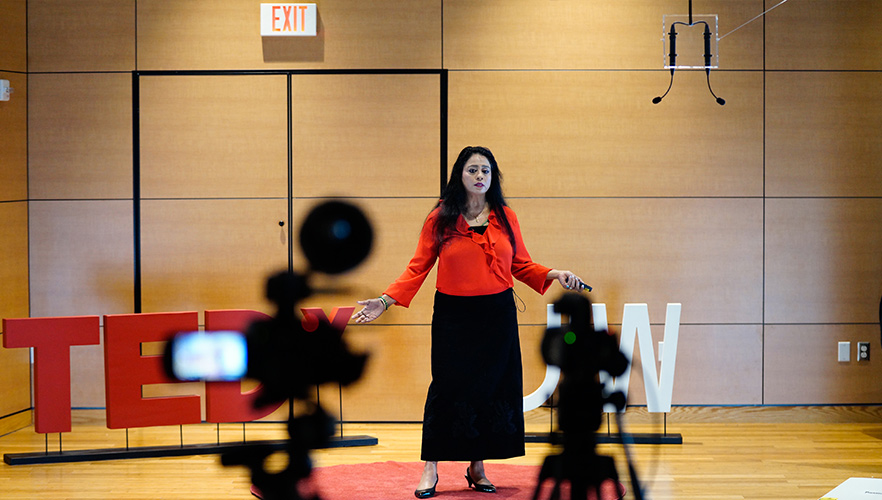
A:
420;289;525;461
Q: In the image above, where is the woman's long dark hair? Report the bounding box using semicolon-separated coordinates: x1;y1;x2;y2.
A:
432;146;517;253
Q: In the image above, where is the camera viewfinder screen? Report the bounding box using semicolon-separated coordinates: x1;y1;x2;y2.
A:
172;331;247;381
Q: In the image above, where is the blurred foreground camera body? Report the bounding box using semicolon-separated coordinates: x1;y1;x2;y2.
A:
245;270;368;408
164;199;374;403
542;293;627;377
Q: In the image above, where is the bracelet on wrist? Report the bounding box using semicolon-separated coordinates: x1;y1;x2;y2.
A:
378;296;389;310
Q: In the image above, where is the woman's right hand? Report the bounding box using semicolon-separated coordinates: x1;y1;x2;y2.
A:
351;298;387;324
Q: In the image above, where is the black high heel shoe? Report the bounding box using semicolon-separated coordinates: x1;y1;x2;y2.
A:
414;475;438;498
465;467;496;493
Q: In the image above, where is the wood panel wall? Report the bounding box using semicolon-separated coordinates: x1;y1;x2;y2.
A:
0;0;31;433
9;0;882;429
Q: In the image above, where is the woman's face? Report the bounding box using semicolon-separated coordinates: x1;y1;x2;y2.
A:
461;154;492;197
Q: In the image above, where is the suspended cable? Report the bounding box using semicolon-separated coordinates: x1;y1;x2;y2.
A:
718;0;791;40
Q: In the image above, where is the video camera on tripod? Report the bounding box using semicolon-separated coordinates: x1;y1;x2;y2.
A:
534;292;644;500
162;200;374;500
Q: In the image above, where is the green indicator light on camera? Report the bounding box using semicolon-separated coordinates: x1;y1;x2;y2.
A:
564;331;577;345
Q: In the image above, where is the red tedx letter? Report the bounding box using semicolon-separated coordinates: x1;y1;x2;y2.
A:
2;316;100;433
203;310;283;423
104;312;201;429
300;307;355;333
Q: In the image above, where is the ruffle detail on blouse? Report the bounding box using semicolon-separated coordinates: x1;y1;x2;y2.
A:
456;211;512;289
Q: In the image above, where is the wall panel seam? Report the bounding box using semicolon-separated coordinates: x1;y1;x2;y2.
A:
28;198;135;202
445;69;765;73
27;71;132;75
0;408;33;421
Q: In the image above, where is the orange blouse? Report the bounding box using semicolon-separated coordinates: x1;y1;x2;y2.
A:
383;206;553;307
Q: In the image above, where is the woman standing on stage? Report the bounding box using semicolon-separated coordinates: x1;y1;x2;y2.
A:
352;146;587;498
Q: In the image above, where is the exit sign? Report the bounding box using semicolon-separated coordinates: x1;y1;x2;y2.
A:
260;3;317;36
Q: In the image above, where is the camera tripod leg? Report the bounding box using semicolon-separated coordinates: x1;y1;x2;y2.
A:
532;452;560;500
531;451;620;500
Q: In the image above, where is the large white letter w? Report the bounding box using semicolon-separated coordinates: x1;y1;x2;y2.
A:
598;303;682;413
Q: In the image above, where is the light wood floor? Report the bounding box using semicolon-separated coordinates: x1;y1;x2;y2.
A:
1;408;881;499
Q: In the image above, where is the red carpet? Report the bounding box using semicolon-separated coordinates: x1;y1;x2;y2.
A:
304;461;626;500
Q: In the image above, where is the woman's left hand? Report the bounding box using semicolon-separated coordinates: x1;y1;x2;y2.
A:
554;270;587;291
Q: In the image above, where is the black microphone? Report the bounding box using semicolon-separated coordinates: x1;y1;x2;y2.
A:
703;23;726;105
653;26;678;104
703;23;712;70
653;68;675;104
706;71;725;106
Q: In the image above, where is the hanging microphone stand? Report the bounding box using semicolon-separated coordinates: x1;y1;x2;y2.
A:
653;0;725;105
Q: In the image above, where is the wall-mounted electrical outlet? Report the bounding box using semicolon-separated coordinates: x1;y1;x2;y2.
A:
0;79;12;101
838;341;851;362
858;342;870;362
